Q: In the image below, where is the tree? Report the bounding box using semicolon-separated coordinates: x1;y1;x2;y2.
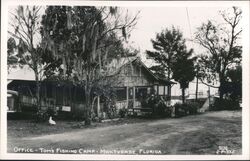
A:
194;63;201;101
7;37;18;71
8;6;56;111
195;7;242;99
224;65;242;102
146;27;186;80
41;6;139;125
172;49;196;103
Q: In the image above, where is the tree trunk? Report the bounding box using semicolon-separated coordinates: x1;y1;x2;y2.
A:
208;86;211;108
84;89;91;125
219;76;226;100
35;72;41;112
195;76;198;101
167;69;171;80
84;76;92;125
181;88;185;104
219;86;223;100
167;70;172;101
91;96;98;116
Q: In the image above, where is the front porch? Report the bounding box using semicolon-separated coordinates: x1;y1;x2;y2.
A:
94;84;172;117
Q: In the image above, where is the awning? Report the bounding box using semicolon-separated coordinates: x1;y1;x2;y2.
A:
7;90;19;96
7;80;13;84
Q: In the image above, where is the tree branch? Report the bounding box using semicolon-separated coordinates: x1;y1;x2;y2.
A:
199;78;220;88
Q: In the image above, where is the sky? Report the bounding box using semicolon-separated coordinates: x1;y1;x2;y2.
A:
122;6;231;95
8;5;235;57
8;5;227;54
125;7;226;60
7;4;245;96
7;5;239;83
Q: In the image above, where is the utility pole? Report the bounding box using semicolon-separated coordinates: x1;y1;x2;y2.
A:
208;86;211;108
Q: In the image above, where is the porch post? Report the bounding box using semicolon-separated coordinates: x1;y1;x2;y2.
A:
126;86;129;108
133;86;136;108
168;85;172;101
157;85;159;96
97;96;100;117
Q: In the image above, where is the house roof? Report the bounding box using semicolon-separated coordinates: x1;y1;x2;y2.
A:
7;57;176;85
117;57;176;85
157;77;176;85
8;65;35;81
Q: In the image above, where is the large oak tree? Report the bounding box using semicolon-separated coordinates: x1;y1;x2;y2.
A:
195;7;242;99
41;6;139;125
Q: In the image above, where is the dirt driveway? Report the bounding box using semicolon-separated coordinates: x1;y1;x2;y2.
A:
7;110;242;155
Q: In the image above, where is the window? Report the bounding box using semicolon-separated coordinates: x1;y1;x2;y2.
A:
115;87;127;101
135;87;148;99
165;86;168;95
158;86;164;95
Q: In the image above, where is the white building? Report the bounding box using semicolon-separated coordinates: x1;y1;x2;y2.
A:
171;77;219;99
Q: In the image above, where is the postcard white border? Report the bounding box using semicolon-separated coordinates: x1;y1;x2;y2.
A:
1;0;249;160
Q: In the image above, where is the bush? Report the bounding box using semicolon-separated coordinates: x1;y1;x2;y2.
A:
174;102;200;117
118;108;127;118
153;100;167;116
33;110;49;122
174;103;188;117
33;107;58;122
186;102;200;114
142;95;172;117
156;103;172;117
210;99;240;111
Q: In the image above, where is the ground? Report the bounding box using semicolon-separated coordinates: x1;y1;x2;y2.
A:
7;110;242;155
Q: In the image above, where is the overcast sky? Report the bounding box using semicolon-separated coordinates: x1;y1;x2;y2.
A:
121;6;232;93
8;5;241;67
8;6;237;56
126;7;227;60
7;4;244;94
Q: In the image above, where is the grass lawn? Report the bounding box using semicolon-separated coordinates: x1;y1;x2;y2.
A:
7;117;149;138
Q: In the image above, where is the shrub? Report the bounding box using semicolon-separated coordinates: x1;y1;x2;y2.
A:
118;108;127;118
174;102;200;117
142;95;172;117
174;103;188;117
32;107;59;122
186;102;200;114
107;105;118;119
164;105;172;117
33;110;49;122
153;100;167;116
92;116;101;122
47;107;57;117
210;99;240;111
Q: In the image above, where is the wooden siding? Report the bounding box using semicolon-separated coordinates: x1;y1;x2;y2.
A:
8;80;86;114
112;63;156;87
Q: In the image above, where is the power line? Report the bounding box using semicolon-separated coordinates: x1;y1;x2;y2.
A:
186;7;192;40
186;7;195;51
